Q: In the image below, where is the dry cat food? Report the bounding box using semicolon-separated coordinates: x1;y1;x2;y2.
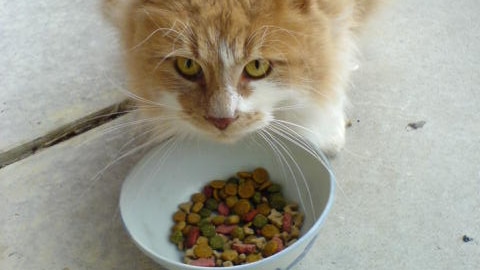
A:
169;168;305;267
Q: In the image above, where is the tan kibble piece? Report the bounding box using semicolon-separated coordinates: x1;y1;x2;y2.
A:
252;167;269;184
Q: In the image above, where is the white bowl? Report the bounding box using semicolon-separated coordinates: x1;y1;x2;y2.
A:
120;135;335;270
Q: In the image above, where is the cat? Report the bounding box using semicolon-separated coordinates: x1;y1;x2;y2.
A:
103;0;380;156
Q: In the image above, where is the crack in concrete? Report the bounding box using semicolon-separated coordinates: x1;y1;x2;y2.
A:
0;99;133;169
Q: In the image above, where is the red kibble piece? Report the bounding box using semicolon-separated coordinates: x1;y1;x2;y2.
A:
215;224;236;235
282;212;293;233
218;202;230;216
203;186;213;198
185;226;200;248
243;209;259;223
232;243;257;254
189;257;215;267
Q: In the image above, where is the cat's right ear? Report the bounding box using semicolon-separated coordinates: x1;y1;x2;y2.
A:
287;0;317;13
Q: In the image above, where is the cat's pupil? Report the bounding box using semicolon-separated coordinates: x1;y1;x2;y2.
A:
254;60;260;69
185;59;192;69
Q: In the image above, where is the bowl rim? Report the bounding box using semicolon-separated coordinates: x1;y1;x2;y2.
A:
120;140;336;269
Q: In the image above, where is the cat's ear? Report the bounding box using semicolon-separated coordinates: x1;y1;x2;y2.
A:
287;0;316;13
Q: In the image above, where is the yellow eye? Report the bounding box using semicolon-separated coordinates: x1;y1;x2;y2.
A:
244;59;271;79
175;57;202;79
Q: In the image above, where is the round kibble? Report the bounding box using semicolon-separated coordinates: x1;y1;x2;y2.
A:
172;221;186;232
238;180;255;199
205;198;219;210
211;215;225;226
221;249;238;262
226;215;240;225
256;203;271;216
192;192;207;203
253;214;268;228
261;224;280;239
197;236;209;246
173;210;186;222
198;208;212;219
252;167;269;184
227;177;239;184
262;240;279;257
233;199;251;216
191;201;204;213
267;183;282;193
231;226;245;241
194;244;213;258
210;180;226;189
224;182;238;196
187;213;201;225
200;224;216;238
252;192;262;205
209;235;225;250
169;230;184;245
268;193;286;211
246;253;263;263
225;196;238;208
236;171;252;179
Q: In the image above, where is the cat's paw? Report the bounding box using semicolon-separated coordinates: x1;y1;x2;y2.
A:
319;134;345;159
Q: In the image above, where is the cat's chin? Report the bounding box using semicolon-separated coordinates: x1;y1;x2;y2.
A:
198;130;251;144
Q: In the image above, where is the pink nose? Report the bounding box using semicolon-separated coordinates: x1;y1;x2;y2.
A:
206;116;237;130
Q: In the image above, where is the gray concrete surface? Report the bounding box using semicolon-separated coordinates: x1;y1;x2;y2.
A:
0;0;126;155
1;0;479;269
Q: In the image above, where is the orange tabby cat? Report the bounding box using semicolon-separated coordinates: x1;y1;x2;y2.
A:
104;0;380;155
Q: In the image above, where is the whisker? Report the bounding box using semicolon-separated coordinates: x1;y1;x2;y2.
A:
260;129;316;219
77;114;180;148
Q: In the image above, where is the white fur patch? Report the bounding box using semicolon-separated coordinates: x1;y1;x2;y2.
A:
208;84;239;118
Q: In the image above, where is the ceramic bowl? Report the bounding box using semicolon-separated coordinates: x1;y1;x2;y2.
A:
120;136;335;270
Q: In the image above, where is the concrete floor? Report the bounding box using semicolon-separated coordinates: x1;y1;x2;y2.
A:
1;0;479;269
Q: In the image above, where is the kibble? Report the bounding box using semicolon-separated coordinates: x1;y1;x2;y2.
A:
169;168;305;267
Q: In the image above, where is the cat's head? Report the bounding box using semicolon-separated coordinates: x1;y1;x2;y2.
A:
121;0;344;143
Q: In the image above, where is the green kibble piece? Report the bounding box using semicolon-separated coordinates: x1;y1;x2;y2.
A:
231;226;245;240
252;192;262;205
200;224;216;238
252;214;268;228
209;235;225;250
198;218;211;228
268;193;286;210
169;230;184;244
205;198;218;210
227;177;239;184
267;183;282;193
199;208;212;218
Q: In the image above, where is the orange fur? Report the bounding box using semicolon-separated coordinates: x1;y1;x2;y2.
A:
105;0;380;154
